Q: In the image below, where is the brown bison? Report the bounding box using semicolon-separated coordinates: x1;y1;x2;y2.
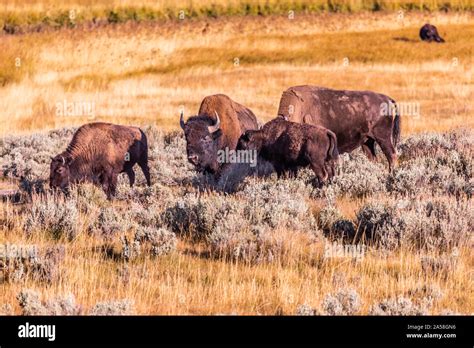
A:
180;94;259;174
237;118;339;184
50;122;151;199
277;85;401;172
420;23;445;43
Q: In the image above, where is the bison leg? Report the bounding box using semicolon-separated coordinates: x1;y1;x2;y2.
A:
138;161;151;186
273;163;285;178
361;138;377;161
289;167;298;178
374;138;397;172
107;173;118;199
125;168;135;187
309;161;328;187
101;168;118;200
325;160;336;180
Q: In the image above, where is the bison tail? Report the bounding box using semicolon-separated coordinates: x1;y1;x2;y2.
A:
390;99;401;148
327;130;339;161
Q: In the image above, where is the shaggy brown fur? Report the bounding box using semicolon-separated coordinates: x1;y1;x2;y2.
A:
181;94;258;175
237;118;339;184
50;122;150;198
277;85;401;172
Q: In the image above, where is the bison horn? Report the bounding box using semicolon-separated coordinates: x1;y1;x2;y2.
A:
179;111;185;130
208;111;221;133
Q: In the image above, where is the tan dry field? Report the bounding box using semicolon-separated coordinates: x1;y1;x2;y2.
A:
0;10;473;315
1;11;472;136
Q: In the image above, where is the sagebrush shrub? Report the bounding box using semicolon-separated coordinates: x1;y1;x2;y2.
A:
89;299;135;315
356;199;472;250
24;195;80;241
17;289;81;315
322;288;361;315
369;296;429;315
295;303;318;316
315;150;387;198
88;207;135;239
134;226;177;257
238;177;317;232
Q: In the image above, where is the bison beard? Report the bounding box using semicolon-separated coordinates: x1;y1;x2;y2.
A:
180;94;259;175
50;122;151;199
237;118;339;185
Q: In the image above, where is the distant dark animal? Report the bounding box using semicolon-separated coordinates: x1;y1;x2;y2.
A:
419;23;445;43
277;85;401;172
237;118;339;184
50;122;151;199
180;94;259;175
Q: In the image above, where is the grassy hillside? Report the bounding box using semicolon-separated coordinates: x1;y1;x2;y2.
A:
1;0;473;32
1;12;472;135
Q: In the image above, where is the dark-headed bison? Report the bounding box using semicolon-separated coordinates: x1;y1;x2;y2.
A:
180;94;259;175
237;118;339;184
420;23;445;43
50;122;151;199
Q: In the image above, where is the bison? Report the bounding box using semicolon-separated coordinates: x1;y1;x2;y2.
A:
50;122;151;199
277;85;401;172
420;23;445;43
180;94;259;175
237;118;339;184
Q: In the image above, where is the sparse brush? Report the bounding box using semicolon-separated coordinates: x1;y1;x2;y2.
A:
295;303;319;316
0;128;75;193
0;303;13;315
29;245;65;284
355;198;472;250
207;225;295;263
88;207;136;240
0;245;65;284
71;183;108;211
89;299;135;315
322;288;361;315
134;226;177;257
369;296;430;315
17;289;81;315
238;177;317;232
24;194;80;241
315;150;387;198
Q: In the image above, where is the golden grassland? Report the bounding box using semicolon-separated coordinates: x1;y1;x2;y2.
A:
1;11;472;136
0;10;473;314
1;0;472;30
1;198;473;315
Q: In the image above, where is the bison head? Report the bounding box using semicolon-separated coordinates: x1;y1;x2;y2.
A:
180;111;222;173
237;130;265;153
49;154;72;191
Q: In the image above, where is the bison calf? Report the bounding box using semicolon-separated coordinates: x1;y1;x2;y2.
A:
50;122;151;199
237;118;338;184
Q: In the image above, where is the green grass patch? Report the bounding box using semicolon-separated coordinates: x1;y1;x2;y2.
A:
1;1;472;33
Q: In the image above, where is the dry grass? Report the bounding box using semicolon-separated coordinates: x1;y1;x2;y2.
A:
0;9;473;315
1;224;472;315
1;11;472;136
